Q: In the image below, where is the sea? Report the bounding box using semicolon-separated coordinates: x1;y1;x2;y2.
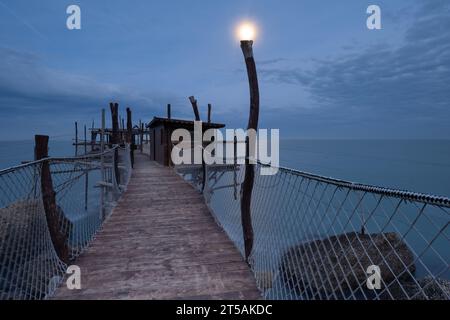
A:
2;139;448;197
1;139;449;298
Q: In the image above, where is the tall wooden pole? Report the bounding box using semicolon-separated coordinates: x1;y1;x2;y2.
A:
84;124;87;155
109;102;120;185
126;107;134;168
189;96;201;121
207;103;212;123
240;40;259;262
35;135;70;263
74;121;78;156
167;104;171;119
188;96;206;189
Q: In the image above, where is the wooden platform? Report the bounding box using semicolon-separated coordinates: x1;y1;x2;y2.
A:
54;153;260;300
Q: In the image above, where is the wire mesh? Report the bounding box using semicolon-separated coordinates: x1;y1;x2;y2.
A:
0;145;132;300
176;157;450;300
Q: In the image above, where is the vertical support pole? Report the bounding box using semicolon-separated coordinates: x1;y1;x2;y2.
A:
140;122;144;153
84;170;89;210
126;107;134;168
100;109;105;220
35;135;70;263
121;118;125;143
188;96;201;121
84;124;87;155
109;102;120;185
240;40;259;262
74;121;78;156
188;96;206;189
167;103;171;119
234;135;238;200
91;120;95;152
207;104;212;123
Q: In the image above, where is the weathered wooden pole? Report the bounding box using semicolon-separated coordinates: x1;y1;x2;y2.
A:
240;40;259;262
189;96;201;121
126;107;134;168
109;102;120;185
35;135;70;263
207;104;212;123
188;96;206;189
100;109;106;220
84;124;87;155
140;122;144;153
74;121;78;156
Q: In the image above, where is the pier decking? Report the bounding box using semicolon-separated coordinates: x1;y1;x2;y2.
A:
54;153;260;300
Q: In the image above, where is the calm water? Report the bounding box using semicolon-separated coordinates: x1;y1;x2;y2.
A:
1;139;449;297
280;139;450;198
1;139;449;197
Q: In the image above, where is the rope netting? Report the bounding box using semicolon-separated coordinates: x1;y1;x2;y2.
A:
176;153;450;300
0;145;132;300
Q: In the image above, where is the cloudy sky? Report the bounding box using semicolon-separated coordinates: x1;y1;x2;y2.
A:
0;0;449;140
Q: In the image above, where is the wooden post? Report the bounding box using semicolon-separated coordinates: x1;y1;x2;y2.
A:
109;102;120;185
84;124;87;155
126;107;134;168
74;121;78;156
188;96;206;190
140;122;144;153
188;96;201;121
91;120;96;152
207;104;212;123
167;104;171;119
240;40;259;262
100;109;105;220
35;135;70;263
233;135;238;200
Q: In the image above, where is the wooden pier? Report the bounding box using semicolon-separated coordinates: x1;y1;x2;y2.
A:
54;153;260;300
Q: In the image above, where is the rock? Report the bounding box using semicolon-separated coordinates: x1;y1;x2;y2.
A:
0;199;68;299
279;232;416;298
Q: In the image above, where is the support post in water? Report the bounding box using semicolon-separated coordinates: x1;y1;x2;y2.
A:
126;107;134;168
189;96;206;190
35;135;70;263
207;103;212;123
74;121;78;156
109;102;120;185
167;103;171;120
140;122;144;153
240;40;259;262
84;124;87;155
100;109;106;220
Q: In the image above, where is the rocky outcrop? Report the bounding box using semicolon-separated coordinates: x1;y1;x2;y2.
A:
0;199;68;299
279;232;416;298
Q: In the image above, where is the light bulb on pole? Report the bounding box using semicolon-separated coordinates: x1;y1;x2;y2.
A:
238;21;259;263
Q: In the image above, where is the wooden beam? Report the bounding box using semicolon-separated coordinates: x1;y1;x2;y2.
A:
207;104;212;123
126;107;134;168
109;102;120;184
188;96;201;121
35;135;70;263
240;40;259;262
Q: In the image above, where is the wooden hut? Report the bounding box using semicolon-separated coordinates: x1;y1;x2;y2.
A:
147;117;225;166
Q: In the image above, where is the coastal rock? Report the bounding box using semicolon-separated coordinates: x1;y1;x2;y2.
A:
279;232;416;298
0;199;68;299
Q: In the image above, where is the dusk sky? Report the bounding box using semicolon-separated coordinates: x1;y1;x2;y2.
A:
0;0;449;140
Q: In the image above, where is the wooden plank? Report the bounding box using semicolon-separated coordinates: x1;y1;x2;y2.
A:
53;153;259;300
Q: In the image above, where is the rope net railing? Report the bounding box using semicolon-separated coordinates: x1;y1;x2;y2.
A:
175;154;450;300
0;145;132;300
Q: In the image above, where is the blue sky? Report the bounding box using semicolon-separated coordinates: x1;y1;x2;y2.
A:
0;0;449;140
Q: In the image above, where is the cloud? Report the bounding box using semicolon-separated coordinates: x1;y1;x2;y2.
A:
0;47;181;139
258;0;450;135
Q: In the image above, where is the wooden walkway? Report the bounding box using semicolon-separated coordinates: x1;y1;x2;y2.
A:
55;153;260;299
